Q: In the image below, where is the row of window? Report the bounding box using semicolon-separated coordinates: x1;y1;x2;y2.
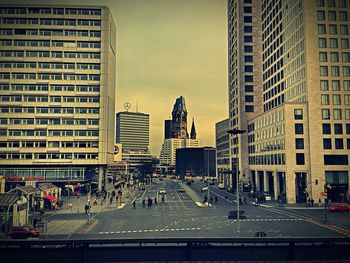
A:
321;94;350;105
320;65;350;76
0;84;100;92
0;29;101;37
1;129;99;137
0;141;98;148
0;62;101;70
0;50;101;59
0;40;101;49
316;0;348;8
0;7;101;15
319;51;350;62
321;108;350;120
323;138;350;149
0;73;100;81
2;18;101;26
0;107;99;114
0;118;99;126
318;24;349;35
318;37;349;48
317;10;348;21
248;154;286;166
320;80;350;91
0;95;100;103
0;153;98;160
322;123;350;134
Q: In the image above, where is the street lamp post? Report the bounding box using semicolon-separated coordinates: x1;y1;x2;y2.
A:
227;128;246;237
207;149;210;207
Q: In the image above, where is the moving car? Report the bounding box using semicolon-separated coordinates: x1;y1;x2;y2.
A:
329;203;350;212
159;188;166;194
8;226;39;239
178;187;185;193
201;186;208;192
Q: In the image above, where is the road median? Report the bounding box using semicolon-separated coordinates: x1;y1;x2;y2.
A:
181;183;209;207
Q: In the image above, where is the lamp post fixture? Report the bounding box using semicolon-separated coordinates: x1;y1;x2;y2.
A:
227;128;246;237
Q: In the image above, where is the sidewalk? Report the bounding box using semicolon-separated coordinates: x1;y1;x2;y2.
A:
181;182;211;207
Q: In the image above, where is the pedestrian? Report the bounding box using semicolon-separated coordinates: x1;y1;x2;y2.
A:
161;196;165;203
133;200;136;208
33;218;38;228
318;198;322;207
142;199;145;207
215;196;218;203
209;196;213;204
311;199;314;207
109;197;113;204
93;199;97;205
307;197;311;207
154;197;157;204
84;204;89;214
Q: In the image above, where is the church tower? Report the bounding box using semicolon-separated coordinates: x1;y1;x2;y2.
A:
171;96;189;139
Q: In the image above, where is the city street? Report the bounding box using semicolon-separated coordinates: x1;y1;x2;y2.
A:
44;178;350;240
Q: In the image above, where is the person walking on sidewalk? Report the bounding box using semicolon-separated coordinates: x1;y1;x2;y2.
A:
133;200;136;208
109;197;113;204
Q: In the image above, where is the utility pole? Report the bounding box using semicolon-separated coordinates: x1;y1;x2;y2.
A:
227;128;246;237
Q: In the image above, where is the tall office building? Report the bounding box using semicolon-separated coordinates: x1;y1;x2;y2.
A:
0;5;116;189
228;0;350;204
215;119;230;187
116;111;151;164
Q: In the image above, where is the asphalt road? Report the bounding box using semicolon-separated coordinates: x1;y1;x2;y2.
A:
56;178;350;240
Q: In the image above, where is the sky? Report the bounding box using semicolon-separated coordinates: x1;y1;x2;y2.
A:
9;0;229;156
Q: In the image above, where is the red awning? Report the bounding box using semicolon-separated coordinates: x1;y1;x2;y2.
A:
44;195;57;202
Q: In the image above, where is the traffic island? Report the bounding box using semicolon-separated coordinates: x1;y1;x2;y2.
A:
181;183;211;207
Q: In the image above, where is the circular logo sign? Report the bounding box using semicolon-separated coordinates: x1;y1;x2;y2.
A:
124;102;131;111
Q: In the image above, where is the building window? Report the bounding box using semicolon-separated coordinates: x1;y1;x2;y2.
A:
332;80;340;90
318;24;326;34
295;124;304;134
321;94;330;105
330;38;338;48
245;105;254;112
333;94;341;105
244;36;252;42
245;95;254;102
317;11;325;20
344;94;350;105
331;66;339;76
343;66;350;76
322;109;330;120
244;45;253;52
244;26;252;33
245;75;253;82
296;153;305;165
245;65;253;72
245;85;253;92
320;66;328;76
334;109;342;120
328;11;337;20
334;123;343;134
342;52;350;62
319;52;327;62
335;138;344;149
347;139;350;149
320;80;329;90
344;80;350;90
322;123;331;134
330;52;339;62
339;11;348;21
323;138;332;149
244;16;252;23
329;24;337;34
319;38;327;48
341;38;349;48
340;25;348;35
295;138;304;149
316;0;325;7
244;6;252;13
324;155;348;165
347;124;350;134
294;109;303;119
244;55;253;62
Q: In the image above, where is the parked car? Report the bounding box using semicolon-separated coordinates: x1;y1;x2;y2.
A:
8;226;39;239
159;188;166;194
178;187;185;193
329;203;350;212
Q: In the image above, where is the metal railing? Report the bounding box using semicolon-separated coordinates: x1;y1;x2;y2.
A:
1;237;350;262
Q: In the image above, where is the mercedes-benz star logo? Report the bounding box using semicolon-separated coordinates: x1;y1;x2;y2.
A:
124;102;131;111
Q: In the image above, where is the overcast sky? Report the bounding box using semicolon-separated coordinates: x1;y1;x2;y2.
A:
8;0;229;155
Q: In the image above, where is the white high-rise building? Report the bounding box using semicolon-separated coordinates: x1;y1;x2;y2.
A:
159;138;200;166
0;5;116;189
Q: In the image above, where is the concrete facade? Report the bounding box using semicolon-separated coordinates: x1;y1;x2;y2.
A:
228;0;350;204
0;5;116;189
